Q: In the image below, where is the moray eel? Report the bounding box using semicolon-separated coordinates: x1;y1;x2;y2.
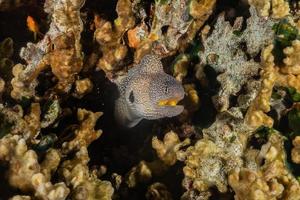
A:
114;54;185;127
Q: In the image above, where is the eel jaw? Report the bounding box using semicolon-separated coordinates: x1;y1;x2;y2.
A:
158;98;181;107
156;96;184;117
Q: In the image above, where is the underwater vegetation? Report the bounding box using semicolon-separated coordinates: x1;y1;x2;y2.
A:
0;0;300;199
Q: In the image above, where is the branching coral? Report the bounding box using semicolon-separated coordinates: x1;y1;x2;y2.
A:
0;37;14;96
132;0;216;62
73;78;93;99
0;104;109;199
146;182;173;200
0;103;41;140
126;161;154;188
249;0;290;19
10;196;32;200
2;0;300;199
245;45;277;128
0;134;69;200
62;108;102;153
291;136;300;164
180;109;251;194
246;37;300;128
0;0;36;11
11;63;39;100
60;147;114;200
152;131;190;166
11;0;85;99
280;40;300;75
229;133;300;200
95;0;135;73
181;138;228;193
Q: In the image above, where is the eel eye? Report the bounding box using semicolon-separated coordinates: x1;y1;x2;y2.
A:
129;91;135;103
164;86;169;94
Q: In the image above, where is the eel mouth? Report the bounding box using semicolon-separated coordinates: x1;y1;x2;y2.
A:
157;97;183;107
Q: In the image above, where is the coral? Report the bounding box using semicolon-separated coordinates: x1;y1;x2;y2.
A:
199;7;274;111
249;0;290;18
95;0;135;73
60;147;114;200
2;0;300;199
229;133;300;200
10;196;32;200
180;108;252;194
62;108;102;153
0;37;14;99
271;0;290;19
0;103;41;140
172;54;190;81
247;37;300;129
41;34;83;93
125;159;170;188
183;84;200;113
277;73;300;92
291;136;300;164
126;161;153;188
245;45;277;128
31;173;69;200
185;0;216;48
11;63;38;100
133;0;216;61
152;131;190;166
0;0;36;11
11;0;85;98
181;190;211;200
280;40;300;75
0;134;69;199
0;77;4;94
248;0;271;17
73;78;93;99
146;182;172;200
181;138;228;192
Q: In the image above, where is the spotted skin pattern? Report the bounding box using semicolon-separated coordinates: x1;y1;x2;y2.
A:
114;54;185;127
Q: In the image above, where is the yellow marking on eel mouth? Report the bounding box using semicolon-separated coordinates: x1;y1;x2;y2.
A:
158;98;180;107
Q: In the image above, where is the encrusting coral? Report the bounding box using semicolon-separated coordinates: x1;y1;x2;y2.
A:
179;109;251;195
198;7;274;111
